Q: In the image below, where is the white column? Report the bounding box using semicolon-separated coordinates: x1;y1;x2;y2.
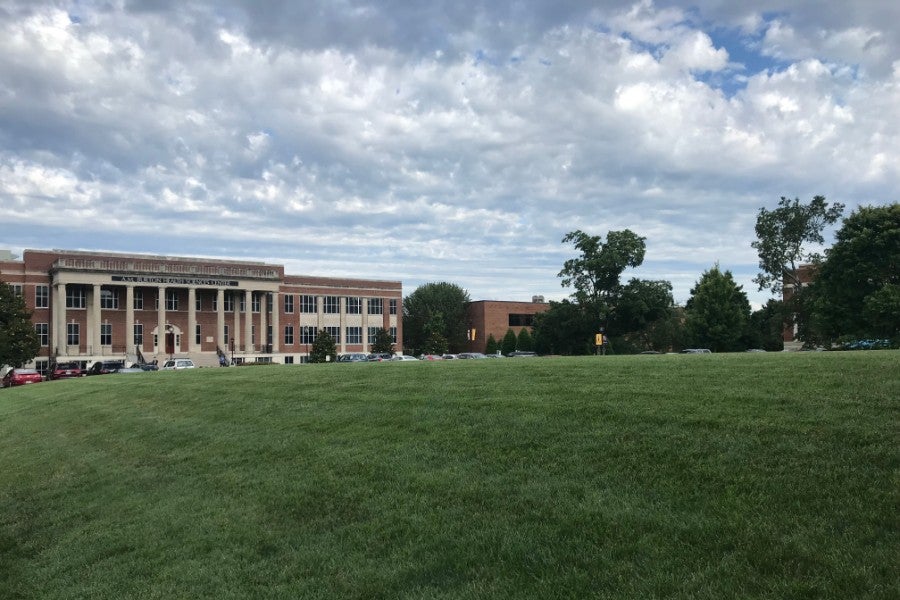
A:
54;283;67;356
125;285;135;357
339;296;346;354
91;284;102;355
233;291;241;352
362;298;369;353
271;292;280;354
216;288;225;352
157;286;166;357
188;287;197;352
244;289;253;352
259;292;268;352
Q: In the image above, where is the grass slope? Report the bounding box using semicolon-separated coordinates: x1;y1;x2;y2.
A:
1;352;898;599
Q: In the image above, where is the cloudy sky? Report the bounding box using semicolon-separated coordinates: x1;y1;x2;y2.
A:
1;0;897;307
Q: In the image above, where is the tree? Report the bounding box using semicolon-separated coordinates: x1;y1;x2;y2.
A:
403;282;471;354
812;204;900;341
501;328;518;356
309;329;337;363
746;299;786;351
611;278;676;352
371;328;395;355
532;300;595;355
751;196;844;342
684;265;752;352
558;229;646;325
0;282;40;368
484;334;499;355
516;328;534;352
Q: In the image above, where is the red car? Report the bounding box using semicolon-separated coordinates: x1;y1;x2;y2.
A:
1;368;44;388
50;361;83;380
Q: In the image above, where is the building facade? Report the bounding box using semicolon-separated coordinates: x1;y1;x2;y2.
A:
464;299;550;353
0;249;402;372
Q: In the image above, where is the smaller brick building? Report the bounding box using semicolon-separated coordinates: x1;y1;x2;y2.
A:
464;299;550;353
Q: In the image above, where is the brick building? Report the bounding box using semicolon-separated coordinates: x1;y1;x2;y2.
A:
0;249;402;372
464;298;550;353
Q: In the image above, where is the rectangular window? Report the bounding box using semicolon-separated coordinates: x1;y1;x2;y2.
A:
284;356;294;365
101;323;112;346
166;290;179;311
252;294;261;313
390;326;398;344
134;290;144;310
66;287;86;309
346;297;361;314
224;325;230;347
35;285;49;309
196;324;201;345
134;323;143;346
100;288;119;310
284;294;294;314
284;325;294;345
368;298;383;314
389;299;397;315
301;295;317;313
11;284;23;296
196;294;202;312
346;326;362;344
508;314;535;327
35;323;49;347
368;327;378;345
300;326;317;345
66;322;80;346
224;293;235;312
240;295;246;312
325;326;341;343
323;296;339;314
251;325;256;345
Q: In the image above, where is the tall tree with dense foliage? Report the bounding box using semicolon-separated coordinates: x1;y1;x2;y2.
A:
484;334;499;355
371;328;395;355
611;278;677;351
309;329;337;363
403;282;471;355
501;329;518;356
0;282;40;368
746;300;787;351
684;265;752;352
811;204;900;341
751;195;844;342
516;327;534;352
558;229;646;326
532;300;596;356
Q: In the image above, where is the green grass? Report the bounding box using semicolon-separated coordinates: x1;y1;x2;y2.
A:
1;352;897;599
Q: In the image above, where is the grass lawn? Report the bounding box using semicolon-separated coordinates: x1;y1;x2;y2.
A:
1;352;897;599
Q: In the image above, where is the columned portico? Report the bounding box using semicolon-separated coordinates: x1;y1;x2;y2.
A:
244;289;253;352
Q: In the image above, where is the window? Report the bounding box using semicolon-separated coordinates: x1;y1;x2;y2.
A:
390;327;398;344
284;325;294;345
134;290;144;310
66;287;86;309
301;295;317;313
134;323;143;346
212;294;218;311
166;290;179;311
300;326;317;345
101;323;112;346
36;285;49;309
346;297;361;314
324;296;339;314
252;294;261;313
240;295;246;312
224;293;235;312
368;298;383;314
196;294;202;312
325;326;341;343
284;356;294;365
35;323;49;347
284;294;294;314
251;325;256;345
66;322;80;346
267;325;273;345
10;284;23;296
346;326;362;344
196;324;202;345
100;288;119;309
389;299;397;315
508;314;535;327
224;325;230;348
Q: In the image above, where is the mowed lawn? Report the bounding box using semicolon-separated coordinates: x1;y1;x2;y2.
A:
1;352;897;599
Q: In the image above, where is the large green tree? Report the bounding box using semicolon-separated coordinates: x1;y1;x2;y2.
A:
684;265;752;352
812;204;900;341
403;282;471;354
611;278;677;352
371;327;395;355
532;300;596;356
0;281;41;368
558;229;646;325
751;196;844;343
309;329;337;363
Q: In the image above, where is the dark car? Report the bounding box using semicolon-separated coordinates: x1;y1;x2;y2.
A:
50;361;83;379
2;368;44;388
86;360;126;375
366;353;393;362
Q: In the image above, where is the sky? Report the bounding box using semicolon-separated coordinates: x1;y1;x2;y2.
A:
1;0;898;308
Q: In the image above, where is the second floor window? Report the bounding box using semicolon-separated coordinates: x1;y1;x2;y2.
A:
35;323;49;347
35;285;49;308
284;294;294;314
301;295;317;313
324;296;339;314
368;298;383;315
166;290;179;311
346;297;361;314
100;288;119;310
66;287;86;309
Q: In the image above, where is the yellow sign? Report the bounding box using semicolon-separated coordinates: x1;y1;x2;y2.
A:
595;333;603;346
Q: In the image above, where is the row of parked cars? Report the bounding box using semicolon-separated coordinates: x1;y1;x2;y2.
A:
0;358;197;388
336;351;537;362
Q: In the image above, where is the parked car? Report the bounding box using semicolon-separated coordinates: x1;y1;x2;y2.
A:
441;354;459;360
161;359;195;370
420;354;443;361
338;353;369;362
366;353;393;362
506;351;537;357
50;361;83;379
132;362;159;371
458;352;487;359
681;348;712;354
86;360;126;375
390;355;419;361
113;367;146;374
1;368;44;388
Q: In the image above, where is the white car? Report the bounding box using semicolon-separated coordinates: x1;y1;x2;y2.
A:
161;359;196;370
391;355;419;361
